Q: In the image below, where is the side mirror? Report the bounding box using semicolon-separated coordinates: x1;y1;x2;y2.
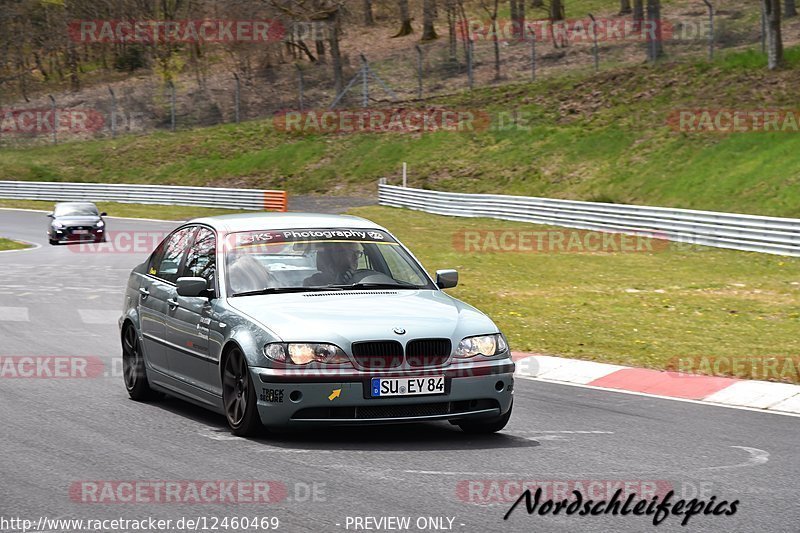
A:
47;213;54;218
435;269;459;289
177;277;210;298
100;212;107;217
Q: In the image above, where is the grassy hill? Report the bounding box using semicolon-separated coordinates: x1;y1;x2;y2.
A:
2;46;800;217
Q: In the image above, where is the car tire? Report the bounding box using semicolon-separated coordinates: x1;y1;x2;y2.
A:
49;238;58;245
122;325;159;401
222;347;263;437
457;401;513;434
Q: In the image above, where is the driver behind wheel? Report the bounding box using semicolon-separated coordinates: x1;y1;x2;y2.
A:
304;242;363;286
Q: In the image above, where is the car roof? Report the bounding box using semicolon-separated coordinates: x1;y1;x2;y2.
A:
55;202;97;207
188;212;386;233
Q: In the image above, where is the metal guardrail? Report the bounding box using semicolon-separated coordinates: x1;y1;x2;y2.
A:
0;181;288;212
378;183;800;256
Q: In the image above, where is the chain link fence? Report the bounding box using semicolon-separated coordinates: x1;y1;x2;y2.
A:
0;3;784;148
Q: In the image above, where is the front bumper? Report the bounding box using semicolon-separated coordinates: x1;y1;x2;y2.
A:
250;360;515;427
51;227;104;241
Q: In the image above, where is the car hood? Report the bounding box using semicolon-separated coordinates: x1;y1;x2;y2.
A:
227;290;498;346
54;216;101;225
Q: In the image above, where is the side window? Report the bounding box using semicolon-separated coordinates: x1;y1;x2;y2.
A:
184;228;216;289
153;227;195;284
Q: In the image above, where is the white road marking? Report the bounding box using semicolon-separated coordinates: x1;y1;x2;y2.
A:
0;306;29;322
78;310;119;325
700;446;769;471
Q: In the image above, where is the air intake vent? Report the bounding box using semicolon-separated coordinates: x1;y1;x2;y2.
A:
406;339;452;367
351;340;404;369
304;291;399;297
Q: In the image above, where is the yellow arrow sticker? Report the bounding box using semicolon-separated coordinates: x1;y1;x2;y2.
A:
328;389;341;401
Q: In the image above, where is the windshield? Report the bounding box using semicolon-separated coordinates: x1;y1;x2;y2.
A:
54;204;99;217
224;228;435;296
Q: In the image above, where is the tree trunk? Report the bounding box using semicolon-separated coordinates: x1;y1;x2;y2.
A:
633;0;644;22
646;0;664;61
510;0;519;31
446;0;457;60
394;0;413;37
327;15;343;95
550;0;565;20
785;0;797;18
421;0;438;41
764;0;784;69
620;0;632;15
491;0;501;78
364;0;375;25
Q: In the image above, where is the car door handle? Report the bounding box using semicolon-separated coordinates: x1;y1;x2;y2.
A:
167;298;179;308
139;287;150;298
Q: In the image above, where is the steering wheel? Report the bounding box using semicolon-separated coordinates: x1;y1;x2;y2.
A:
343;269;396;285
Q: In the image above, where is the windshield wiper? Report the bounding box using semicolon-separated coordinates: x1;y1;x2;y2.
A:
231;287;342;297
328;282;422;291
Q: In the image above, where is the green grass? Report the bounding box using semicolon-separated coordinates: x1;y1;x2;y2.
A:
0;199;254;221
2;45;800;217
350;206;800;383
0;238;30;251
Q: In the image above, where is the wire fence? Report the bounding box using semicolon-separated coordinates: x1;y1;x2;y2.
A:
0;3;782;148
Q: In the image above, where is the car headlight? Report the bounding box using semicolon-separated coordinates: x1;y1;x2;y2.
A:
454;334;508;359
263;343;350;365
52;222;64;229
95;220;105;228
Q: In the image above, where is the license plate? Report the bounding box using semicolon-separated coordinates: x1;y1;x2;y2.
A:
371;376;445;397
73;229;89;235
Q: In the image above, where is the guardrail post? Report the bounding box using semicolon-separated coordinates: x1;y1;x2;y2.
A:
530;34;536;80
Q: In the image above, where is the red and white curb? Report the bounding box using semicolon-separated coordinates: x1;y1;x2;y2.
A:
512;353;800;416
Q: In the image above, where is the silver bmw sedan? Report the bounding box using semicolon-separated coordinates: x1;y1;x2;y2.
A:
120;213;514;436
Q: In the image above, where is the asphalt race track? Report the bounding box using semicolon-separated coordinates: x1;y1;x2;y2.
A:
0;208;798;533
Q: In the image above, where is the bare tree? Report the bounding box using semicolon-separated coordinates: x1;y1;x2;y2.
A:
479;0;502;79
633;0;644;22
764;0;784;69
364;0;375;25
785;0;797;18
394;0;414;37
421;0;438;41
550;0;565;20
445;0;459;60
646;0;664;60
620;0;632;15
509;0;526;39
